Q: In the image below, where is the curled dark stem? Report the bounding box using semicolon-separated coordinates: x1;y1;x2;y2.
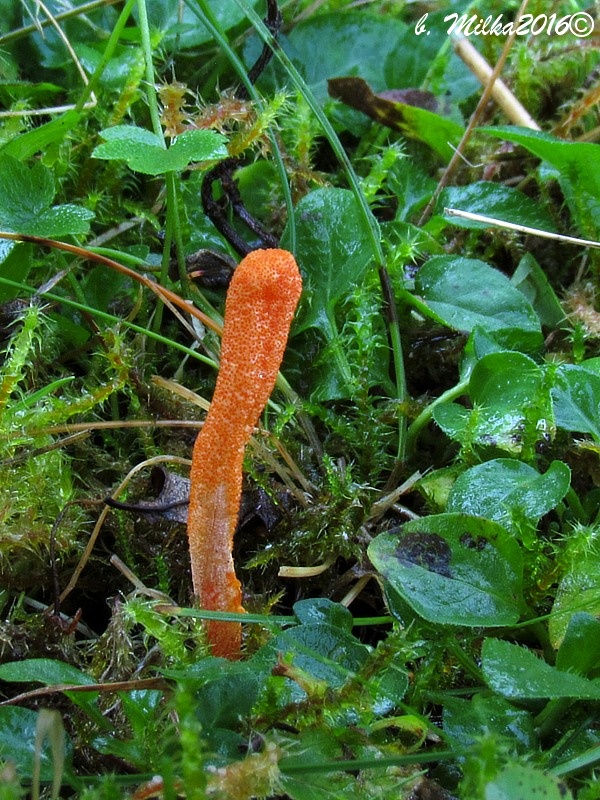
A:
201;0;282;257
243;0;282;98
104;496;188;513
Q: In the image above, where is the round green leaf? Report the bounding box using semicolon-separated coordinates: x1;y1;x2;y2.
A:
280;12;407;102
447;459;570;533
415;256;542;349
434;352;554;455
368;513;524;627
485;763;573;800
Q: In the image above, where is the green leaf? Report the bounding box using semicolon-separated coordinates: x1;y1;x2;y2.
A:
482;126;600;237
0;657;105;727
444;695;537;752
281;188;377;333
439;182;557;232
482;126;600;203
268;12;407;103
0;110;81;160
511;253;565;329
368;513;524;627
384;14;478;106
484;763;573;800
0;241;32;301
261;620;370;699
293;598;353;631
415;256;542;350
552;363;600;441
447;459;570;535
0;707;73;783
0;657;95;686
145;0;254;50
482;639;600;700
555;613;600;676
92;126;228;176
0;154;93;236
434;352;553;456
549;548;600;649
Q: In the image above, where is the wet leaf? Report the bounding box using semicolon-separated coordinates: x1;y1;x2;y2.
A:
439;181;556;233
434;352;553;456
482;638;600;700
93;125;227;175
484;764;572;800
368;514;524;626
549;548;600;648
552;363;600;442
555;613;600;676
444;695;537;752
447;459;570;535
293;598;353;631
415;256;542;350
281;188;377;333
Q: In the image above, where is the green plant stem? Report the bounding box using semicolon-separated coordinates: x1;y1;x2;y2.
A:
136;0;165;146
405;377;470;456
324;308;355;393
234;0;381;261
280;750;459;775
535;698;573;740
565;486;587;522
445;637;486;685
549;741;600;777
136;0;205;341
165;172;188;287
74;0;137;113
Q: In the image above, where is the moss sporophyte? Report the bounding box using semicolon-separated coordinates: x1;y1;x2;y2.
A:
186;249;302;659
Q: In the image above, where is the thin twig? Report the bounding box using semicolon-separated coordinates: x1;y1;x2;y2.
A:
444;208;600;249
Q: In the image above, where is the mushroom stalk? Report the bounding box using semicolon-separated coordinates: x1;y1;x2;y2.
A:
187;249;302;658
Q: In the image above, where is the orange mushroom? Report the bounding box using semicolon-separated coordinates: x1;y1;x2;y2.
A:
187;248;302;658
